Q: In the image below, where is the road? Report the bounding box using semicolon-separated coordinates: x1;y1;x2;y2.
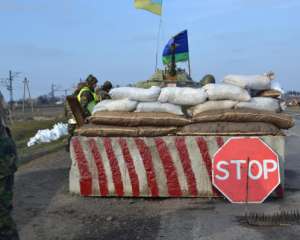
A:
13;116;300;240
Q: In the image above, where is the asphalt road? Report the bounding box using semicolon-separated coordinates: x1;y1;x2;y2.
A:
13;116;300;240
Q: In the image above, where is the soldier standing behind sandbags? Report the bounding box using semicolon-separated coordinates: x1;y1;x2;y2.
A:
77;75;101;117
96;81;113;100
200;74;216;87
0;91;19;240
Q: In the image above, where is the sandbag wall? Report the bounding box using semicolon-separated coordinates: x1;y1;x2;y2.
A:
75;72;294;137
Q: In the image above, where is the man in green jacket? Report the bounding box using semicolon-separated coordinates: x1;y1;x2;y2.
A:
0;91;19;240
77;75;100;117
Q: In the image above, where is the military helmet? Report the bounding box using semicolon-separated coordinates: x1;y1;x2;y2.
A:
86;74;98;86
200;74;216;87
102;81;113;91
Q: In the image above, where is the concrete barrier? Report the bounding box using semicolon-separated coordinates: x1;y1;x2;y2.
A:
69;136;285;198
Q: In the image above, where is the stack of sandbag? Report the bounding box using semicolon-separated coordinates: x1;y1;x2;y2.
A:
79;112;190;137
224;72;283;112
76;74;294;137
85;86;187;137
188;72;283;117
179;108;294;136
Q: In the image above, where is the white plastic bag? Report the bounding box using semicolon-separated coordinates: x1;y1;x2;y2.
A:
135;102;184;115
27;123;68;147
158;87;208;106
223;72;275;90
236;97;280;112
109;86;161;102
188;100;238;116
203;83;251;101
92;99;138;113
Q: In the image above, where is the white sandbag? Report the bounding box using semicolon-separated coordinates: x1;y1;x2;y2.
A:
92;99;138;114
188;100;238;117
135;102;184;115
158;87;207;106
109;86;161;102
236;97;280;112
27;123;68;147
271;81;284;94
203;83;251;101
223;72;275;90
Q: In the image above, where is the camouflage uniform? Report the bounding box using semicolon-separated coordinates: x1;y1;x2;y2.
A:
78;75;99;117
97;89;111;100
0;92;19;240
97;81;113;100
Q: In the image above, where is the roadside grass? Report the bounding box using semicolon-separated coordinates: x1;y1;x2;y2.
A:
10;119;67;165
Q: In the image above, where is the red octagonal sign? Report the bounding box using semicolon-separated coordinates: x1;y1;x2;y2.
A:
212;137;280;203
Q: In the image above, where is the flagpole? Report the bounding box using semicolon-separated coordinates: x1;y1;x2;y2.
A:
188;54;191;78
187;30;191;78
155;16;163;71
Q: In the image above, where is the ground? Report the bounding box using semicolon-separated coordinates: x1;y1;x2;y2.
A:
11;110;300;240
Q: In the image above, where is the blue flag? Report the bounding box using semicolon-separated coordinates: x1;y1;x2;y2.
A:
162;30;189;65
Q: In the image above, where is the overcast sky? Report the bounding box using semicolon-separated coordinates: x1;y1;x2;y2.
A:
0;0;299;99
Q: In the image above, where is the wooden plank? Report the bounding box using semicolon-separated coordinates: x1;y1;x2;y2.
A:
66;96;85;127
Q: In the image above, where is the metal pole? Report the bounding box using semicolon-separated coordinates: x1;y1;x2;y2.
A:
26;79;34;113
9;70;13;111
188;56;191;78
155;17;163;71
22;78;26;113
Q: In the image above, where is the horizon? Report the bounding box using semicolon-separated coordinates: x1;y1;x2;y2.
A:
0;0;299;100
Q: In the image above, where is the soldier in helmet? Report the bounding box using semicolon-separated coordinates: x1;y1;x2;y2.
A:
77;74;100;117
0;91;19;240
200;74;216;87
96;81;113;100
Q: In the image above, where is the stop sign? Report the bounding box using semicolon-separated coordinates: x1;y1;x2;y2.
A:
212;137;280;203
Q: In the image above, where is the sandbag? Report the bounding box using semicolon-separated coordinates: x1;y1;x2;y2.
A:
92;99;137;113
75;124;177;137
257;89;282;98
178;122;282;136
203;83;251;101
223;72;275;90
109;86;161;102
188;100;238;117
158;87;208;106
90;112;191;127
135;102;184;115
236;97;280;112
192;109;295;129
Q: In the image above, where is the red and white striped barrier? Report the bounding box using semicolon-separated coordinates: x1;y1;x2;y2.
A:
69;136;285;198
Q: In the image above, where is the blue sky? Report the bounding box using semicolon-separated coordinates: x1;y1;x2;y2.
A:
0;0;299;99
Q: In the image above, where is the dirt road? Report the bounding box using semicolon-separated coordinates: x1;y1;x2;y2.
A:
13;121;300;240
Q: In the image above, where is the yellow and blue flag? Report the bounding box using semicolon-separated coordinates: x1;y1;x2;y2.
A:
134;0;163;16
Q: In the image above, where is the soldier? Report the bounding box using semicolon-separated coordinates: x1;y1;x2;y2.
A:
199;74;216;87
77;75;100;117
96;81;113;100
0;91;19;240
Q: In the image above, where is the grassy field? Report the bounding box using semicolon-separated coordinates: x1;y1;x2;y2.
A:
10;119;67;165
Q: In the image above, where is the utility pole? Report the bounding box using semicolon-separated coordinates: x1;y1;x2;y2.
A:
23;78;26;113
8;70;13;111
6;70;21;112
64;89;68;99
22;78;34;114
51;84;55;99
